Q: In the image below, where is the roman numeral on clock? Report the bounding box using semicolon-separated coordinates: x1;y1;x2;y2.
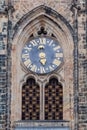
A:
22;54;29;59
53;46;60;51
30;40;38;46
49;65;54;71
53;59;61;66
55;53;63;58
30;64;37;72
40;67;46;73
49;40;53;46
39;38;46;44
24;59;32;68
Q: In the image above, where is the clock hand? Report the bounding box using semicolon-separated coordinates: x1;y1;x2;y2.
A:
39;52;46;58
40;59;46;66
39;52;46;65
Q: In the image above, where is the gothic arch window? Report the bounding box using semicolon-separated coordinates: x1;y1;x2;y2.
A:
22;78;40;120
22;77;63;121
45;77;63;120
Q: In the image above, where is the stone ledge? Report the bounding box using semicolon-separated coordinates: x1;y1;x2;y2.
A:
14;120;70;128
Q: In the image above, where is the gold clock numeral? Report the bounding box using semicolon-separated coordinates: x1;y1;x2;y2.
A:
49;40;53;46
39;38;46;44
49;65;54;71
22;54;29;59
53;59;61;66
30;40;38;47
55;53;63;58
30;64;37;72
24;45;32;51
24;59;32;67
40;67;46;73
53;46;60;51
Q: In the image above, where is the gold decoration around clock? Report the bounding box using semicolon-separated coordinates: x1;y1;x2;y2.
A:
39;52;46;65
38;45;44;50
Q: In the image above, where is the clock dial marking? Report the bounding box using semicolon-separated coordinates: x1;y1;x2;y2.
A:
46;68;48;70
49;65;54;71
30;64;37;72
24;59;32;68
24;45;32;51
55;53;63;58
53;46;60;51
30;40;38;47
49;40;53;46
22;53;29;59
39;38;46;44
53;59;61;66
40;67;46;73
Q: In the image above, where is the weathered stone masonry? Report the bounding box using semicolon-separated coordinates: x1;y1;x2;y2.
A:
0;0;10;129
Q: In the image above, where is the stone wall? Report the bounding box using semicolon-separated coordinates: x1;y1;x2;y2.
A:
0;0;10;129
78;0;87;130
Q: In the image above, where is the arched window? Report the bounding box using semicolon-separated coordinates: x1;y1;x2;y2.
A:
22;78;40;120
45;78;63;120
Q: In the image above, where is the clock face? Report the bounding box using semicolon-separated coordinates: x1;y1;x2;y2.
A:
21;37;63;74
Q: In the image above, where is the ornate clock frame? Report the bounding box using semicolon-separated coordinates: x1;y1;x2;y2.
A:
21;37;64;74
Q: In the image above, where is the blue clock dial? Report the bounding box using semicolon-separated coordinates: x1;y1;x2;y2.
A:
21;37;63;74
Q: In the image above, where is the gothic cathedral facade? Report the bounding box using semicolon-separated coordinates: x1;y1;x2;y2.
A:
0;0;87;130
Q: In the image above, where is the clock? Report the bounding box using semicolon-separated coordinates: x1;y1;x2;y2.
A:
21;37;63;74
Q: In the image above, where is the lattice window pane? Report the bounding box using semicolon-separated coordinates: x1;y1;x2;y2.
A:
22;78;40;120
45;78;63;120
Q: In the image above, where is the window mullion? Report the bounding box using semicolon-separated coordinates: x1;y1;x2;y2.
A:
40;84;44;120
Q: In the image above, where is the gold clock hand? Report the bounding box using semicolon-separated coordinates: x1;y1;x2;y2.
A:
39;52;46;58
39;52;46;65
40;59;46;66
